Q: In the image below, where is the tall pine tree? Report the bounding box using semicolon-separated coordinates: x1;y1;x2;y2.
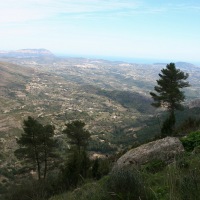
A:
150;63;190;135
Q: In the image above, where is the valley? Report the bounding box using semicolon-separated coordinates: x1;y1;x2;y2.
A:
1;52;200;172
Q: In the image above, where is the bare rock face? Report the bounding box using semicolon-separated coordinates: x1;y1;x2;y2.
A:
113;137;184;170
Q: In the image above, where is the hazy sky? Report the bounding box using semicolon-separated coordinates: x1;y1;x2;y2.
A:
1;0;200;62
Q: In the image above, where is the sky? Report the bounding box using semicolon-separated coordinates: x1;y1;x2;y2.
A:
1;0;200;63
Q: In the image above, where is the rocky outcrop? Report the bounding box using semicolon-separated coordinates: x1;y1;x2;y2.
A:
113;137;184;170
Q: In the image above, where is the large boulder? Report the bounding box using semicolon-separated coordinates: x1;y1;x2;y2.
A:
113;137;184;170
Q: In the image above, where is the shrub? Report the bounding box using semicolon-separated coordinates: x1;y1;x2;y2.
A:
107;168;154;200
181;131;200;151
4;179;54;200
50;179;109;200
178;117;200;134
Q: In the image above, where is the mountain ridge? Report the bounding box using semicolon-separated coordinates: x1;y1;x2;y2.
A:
0;49;54;58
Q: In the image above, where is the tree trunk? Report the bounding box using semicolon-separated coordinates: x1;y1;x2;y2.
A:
36;155;41;180
33;133;41;180
44;147;47;179
170;109;176;132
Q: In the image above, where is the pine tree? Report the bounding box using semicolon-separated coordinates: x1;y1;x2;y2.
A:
61;121;91;188
150;63;190;135
15;116;56;179
62;120;91;153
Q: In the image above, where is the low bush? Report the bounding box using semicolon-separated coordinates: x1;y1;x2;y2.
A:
4;179;52;200
107;168;155;200
181;131;200;151
177;117;200;134
3;174;63;200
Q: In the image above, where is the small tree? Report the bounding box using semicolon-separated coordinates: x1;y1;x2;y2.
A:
62;120;91;153
15;116;56;179
62;121;91;188
150;63;190;135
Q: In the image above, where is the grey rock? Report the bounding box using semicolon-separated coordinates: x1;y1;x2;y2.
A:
113;137;184;170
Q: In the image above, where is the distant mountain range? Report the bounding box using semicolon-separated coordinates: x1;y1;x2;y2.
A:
0;49;54;58
153;62;197;69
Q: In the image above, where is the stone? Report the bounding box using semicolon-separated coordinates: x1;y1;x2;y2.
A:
113;137;184;170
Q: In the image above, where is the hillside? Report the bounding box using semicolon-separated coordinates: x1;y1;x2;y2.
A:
1;56;200;199
0;61;34;86
0;58;158;197
0;59;159;162
0;61;34;132
1;57;200;152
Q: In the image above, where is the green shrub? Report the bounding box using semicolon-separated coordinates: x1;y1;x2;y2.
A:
177;117;200;134
51;169;155;200
4;179;55;200
181;131;200;151
107;168;154;200
50;179;109;200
